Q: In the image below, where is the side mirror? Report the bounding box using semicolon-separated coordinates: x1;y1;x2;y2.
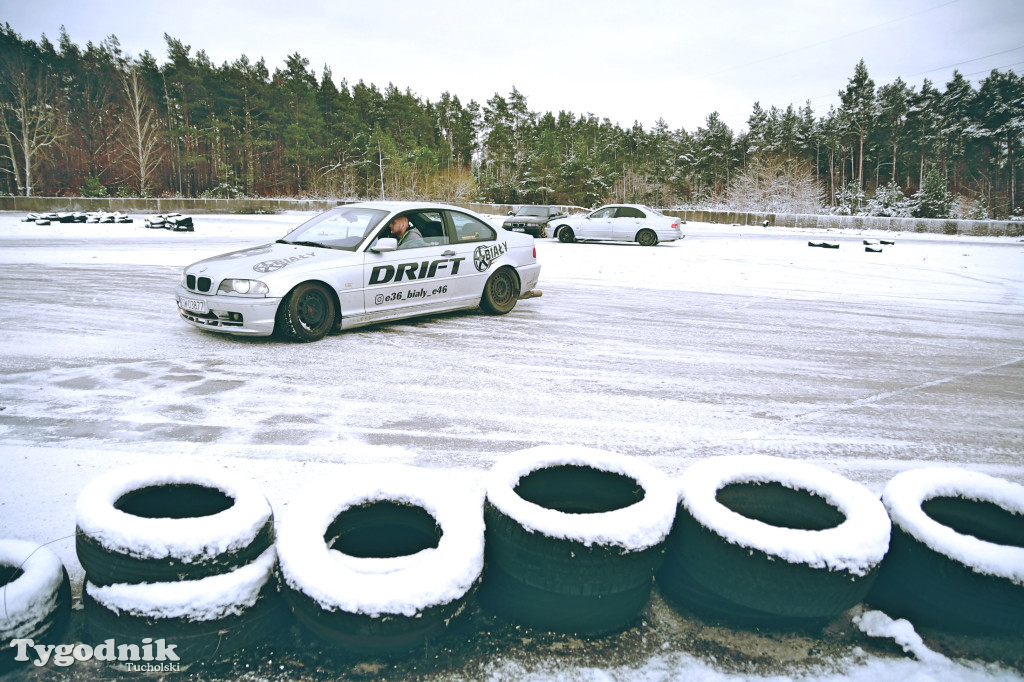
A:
371;237;398;253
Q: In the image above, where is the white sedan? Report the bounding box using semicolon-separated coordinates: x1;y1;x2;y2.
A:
550;204;684;246
174;201;542;342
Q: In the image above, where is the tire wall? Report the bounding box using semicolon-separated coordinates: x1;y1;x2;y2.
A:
3;197;1020;236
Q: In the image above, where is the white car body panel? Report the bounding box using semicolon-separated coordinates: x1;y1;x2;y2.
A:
174;201;540;338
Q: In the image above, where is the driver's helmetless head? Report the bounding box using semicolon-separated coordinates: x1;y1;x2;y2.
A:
389;215;410;238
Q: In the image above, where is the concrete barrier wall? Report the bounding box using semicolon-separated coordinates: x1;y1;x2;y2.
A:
2;197;1021;236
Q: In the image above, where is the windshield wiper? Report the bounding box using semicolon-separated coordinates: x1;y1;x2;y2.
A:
277;239;332;249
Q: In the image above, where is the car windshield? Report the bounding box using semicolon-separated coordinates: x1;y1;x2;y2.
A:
516;206;549;217
278;207;388;250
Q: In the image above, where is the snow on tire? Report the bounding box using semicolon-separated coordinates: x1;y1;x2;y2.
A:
1;540;71;669
658;455;891;627
867;467;1024;634
83;546;281;663
76;465;275;586
276;465;484;654
481;445;677;635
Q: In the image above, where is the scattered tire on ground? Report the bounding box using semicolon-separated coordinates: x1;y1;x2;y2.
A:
276;465;485;654
867;467;1024;635
0;540;71;671
658;455;891;628
75;465;275;586
480;445;677;635
808;241;840;249
82;546;281;663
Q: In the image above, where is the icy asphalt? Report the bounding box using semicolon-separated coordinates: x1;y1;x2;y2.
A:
0;212;1022;680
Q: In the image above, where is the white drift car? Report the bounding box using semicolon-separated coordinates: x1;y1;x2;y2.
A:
550;204;684;246
174;201;542;342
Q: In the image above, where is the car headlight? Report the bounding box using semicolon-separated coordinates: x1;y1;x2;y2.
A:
218;279;269;296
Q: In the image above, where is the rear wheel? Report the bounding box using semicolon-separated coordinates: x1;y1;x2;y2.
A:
481;267;520;315
557;227;575;243
637;229;658;246
277;282;336;342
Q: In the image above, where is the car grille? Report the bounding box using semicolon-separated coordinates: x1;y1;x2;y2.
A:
185;275;213;293
178;309;244;328
507;222;536;229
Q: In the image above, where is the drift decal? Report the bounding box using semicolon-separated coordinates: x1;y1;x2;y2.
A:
252;252;316;273
473;242;508;272
369;257;465;286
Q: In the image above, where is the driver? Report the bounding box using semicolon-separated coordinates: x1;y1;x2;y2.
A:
388;215;425;249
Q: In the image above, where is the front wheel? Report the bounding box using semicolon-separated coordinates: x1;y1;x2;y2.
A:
480;267;520;315
557;227;575;243
277;282;336;342
637;229;658;247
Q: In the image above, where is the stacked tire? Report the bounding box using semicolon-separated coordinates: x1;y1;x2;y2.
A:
658;456;892;628
276;464;484;654
480;446;677;635
76;465;280;662
1;540;71;672
867;467;1024;635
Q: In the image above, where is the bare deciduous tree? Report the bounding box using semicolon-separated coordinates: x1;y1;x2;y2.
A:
726;156;824;214
118;63;164;196
0;51;65;196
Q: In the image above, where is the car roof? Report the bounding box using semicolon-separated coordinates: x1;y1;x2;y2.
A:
340;200;467;213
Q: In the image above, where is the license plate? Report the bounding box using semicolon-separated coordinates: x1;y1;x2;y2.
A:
511;227;525;232
178;295;208;313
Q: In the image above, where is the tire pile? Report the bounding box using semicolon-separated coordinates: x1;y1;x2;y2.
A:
2;449;1022;670
21;211;134;225
143;213;194;231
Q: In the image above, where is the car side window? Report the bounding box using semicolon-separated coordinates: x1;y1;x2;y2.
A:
615;207;644;219
409;210;450;247
591;208;614;219
449;211;496;242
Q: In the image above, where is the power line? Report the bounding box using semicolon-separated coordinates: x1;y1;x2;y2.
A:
701;0;964;79
904;45;1024;79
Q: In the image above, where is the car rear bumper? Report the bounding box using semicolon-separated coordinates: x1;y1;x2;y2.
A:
516;263;542;294
174;285;280;336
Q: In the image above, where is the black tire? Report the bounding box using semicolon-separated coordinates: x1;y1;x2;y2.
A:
1;540;71;672
867;468;1024;635
276;465;484;654
75;466;275;587
276;281;336;342
481;445;677;634
82;547;282;663
557;226;575;243
658;455;891;628
636;229;658;246
480;266;520;315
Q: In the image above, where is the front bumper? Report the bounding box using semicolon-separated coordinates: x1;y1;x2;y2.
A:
174;285;281;336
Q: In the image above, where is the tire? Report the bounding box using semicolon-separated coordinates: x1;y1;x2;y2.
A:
557;227;575;243
83;546;281;663
636;229;658;246
480;266;520;315
481;445;677;634
1;540;71;671
276;281;336;342
867;468;1024;635
276;465;484;653
75;465;275;587
658;455;891;628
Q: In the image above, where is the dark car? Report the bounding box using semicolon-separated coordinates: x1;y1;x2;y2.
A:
502;205;566;238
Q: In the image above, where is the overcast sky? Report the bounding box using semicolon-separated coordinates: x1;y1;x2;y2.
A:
5;0;1023;133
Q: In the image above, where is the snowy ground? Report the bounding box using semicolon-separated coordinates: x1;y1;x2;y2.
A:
0;211;1022;680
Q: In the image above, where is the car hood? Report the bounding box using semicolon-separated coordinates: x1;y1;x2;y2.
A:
184;242;356;279
505;215;548;224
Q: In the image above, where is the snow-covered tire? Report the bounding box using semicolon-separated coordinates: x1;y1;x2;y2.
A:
658;455;891;627
276;465;484;654
867;468;1024;634
480;445;677;634
76;465;275;587
82;546;281;663
1;540;71;669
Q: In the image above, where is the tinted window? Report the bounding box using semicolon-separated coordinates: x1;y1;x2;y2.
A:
449;211;496;242
616;207;645;219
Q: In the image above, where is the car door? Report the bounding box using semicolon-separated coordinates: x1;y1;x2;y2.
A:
363;210;460;318
443;210;503;306
579;207;616;239
611;206;647;240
